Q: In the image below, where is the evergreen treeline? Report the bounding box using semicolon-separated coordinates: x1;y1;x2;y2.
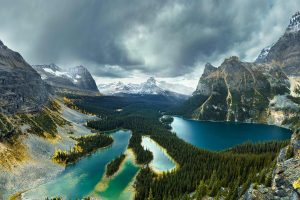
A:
65;95;177;119
53;133;113;165
106;154;126;177
227;140;290;154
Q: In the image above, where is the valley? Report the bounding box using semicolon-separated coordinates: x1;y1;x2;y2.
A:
0;7;300;200
66;94;298;200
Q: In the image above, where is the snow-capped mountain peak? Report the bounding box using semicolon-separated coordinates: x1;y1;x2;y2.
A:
140;77;165;95
286;11;300;33
32;64;99;93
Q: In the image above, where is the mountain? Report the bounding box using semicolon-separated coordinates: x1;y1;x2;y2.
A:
178;56;291;122
256;11;300;76
33;64;99;95
98;77;189;100
0;40;49;114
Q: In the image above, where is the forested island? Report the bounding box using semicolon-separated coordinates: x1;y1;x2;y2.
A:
106;154;126;177
53;133;113;165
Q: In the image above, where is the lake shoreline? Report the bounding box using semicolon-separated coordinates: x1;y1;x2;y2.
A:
169;115;292;132
142;136;179;175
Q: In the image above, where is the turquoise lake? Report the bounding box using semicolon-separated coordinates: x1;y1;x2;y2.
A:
171;116;293;151
21;117;293;199
141;136;176;173
22;130;139;200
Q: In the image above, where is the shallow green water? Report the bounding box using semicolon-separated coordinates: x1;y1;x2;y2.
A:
22;130;139;200
141;136;176;173
171;116;293;151
96;152;139;200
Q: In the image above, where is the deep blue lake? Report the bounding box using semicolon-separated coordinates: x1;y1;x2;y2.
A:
171;116;292;151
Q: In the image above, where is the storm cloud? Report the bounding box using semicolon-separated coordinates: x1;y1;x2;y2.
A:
0;0;299;78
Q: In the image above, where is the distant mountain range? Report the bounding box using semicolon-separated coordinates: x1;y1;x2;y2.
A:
98;77;190;100
33;64;99;95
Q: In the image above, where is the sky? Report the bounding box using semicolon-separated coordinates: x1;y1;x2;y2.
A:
0;0;299;90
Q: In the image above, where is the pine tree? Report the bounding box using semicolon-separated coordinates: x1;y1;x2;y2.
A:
148;188;154;200
195;180;207;199
264;172;273;187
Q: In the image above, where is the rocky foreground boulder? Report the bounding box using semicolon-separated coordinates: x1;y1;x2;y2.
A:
243;131;300;200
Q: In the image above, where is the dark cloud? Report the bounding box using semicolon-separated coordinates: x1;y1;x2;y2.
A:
0;0;299;77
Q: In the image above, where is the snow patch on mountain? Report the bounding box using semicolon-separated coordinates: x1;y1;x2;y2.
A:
286;11;300;33
34;64;77;83
43;67;72;79
255;44;273;63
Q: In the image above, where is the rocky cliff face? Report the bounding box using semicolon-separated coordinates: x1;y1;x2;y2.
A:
189;56;290;122
0;40;48;114
256;11;300;76
33;64;99;95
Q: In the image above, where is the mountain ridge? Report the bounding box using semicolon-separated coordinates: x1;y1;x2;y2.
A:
181;56;291;122
255;11;300;76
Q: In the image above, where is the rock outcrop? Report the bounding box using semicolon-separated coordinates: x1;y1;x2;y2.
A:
0;40;49;114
